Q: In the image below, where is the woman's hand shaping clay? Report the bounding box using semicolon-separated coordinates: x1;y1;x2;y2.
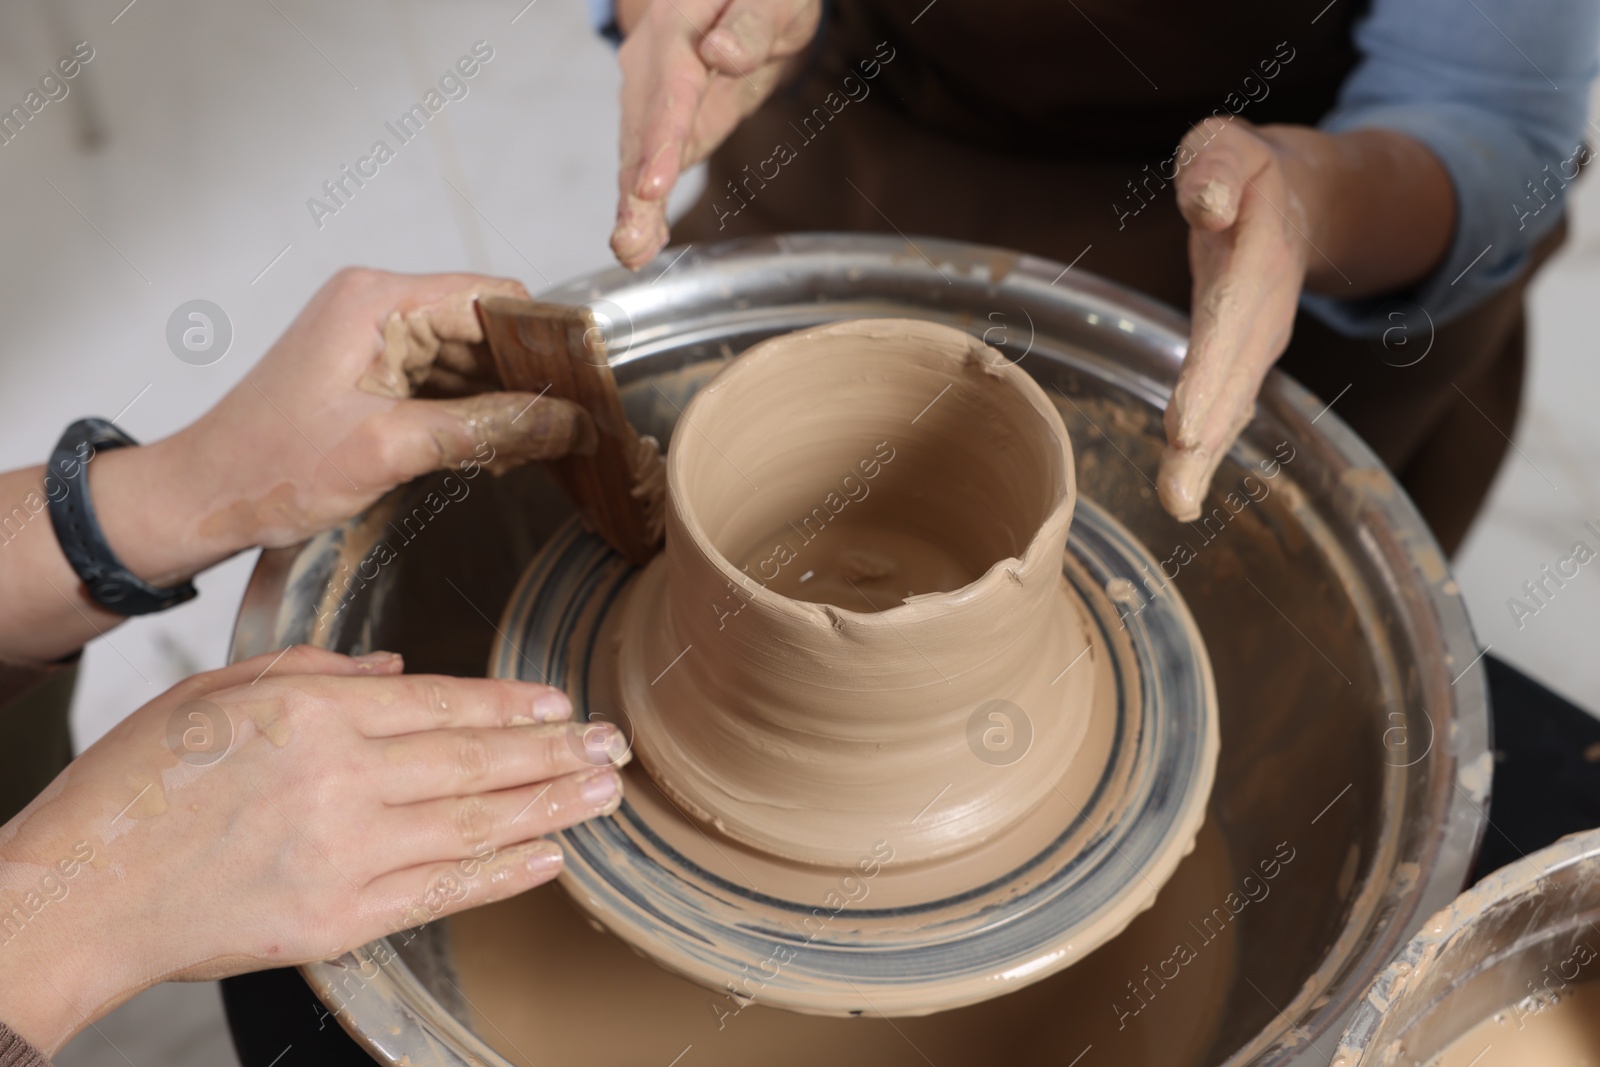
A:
119;267;597;573
611;0;821;268
1159;121;1453;520
0;645;629;1055
1159;122;1309;521
0;267;597;664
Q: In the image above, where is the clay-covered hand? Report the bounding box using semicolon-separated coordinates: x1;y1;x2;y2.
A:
1158;121;1310;521
98;268;597;589
1157;120;1456;520
0;646;629;1054
611;0;821;268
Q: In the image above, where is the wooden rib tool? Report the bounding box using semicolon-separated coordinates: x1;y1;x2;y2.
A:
475;296;664;566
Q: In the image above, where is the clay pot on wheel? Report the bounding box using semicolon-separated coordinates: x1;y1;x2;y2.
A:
487;317;1218;1016
618;318;1096;866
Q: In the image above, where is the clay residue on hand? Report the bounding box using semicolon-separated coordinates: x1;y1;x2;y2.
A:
195;480;314;554
1158;302;1258;523
119;772;168;820
359;279;530;399
1194;177;1235;224
610;192;672;271
433;393;598;474
245;701;294;748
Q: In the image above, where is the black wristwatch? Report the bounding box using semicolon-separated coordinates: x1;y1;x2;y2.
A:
46;417;198;616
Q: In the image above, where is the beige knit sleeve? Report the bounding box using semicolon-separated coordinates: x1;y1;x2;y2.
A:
0;1022;51;1067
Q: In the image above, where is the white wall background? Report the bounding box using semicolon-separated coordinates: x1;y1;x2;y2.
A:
0;1;1592;1063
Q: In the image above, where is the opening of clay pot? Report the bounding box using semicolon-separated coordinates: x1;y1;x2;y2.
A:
613;318;1097;867
673;322;1069;612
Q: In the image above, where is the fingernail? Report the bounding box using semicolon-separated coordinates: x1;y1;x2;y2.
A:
703;28;741;62
354;651;403;670
1197;178;1230;214
634;144;677;199
1192;178;1237;229
581;722;630;765
517;839;564;876
579;768;621;807
532;691;572;724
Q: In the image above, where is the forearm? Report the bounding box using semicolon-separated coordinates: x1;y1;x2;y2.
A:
616;0;650;34
1262;125;1456;298
0;906;121;1057
0;779;118;1056
0;432;242;663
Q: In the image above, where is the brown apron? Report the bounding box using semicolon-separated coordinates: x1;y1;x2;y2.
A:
673;0;1554;555
0;662;76;823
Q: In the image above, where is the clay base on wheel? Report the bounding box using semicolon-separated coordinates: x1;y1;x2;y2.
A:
490;495;1216;1016
450;817;1238;1067
593;560;1122;912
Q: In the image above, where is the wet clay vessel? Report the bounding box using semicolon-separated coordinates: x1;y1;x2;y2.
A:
490;317;1219;1015
619;318;1096;866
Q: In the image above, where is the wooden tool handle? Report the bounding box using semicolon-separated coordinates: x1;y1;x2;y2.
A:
476;295;664;566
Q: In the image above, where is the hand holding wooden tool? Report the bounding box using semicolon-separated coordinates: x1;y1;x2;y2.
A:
475;296;665;566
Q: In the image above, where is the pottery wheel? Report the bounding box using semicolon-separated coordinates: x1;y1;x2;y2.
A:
491;494;1215;1017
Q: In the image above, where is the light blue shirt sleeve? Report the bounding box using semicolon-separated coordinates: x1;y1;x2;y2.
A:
1301;0;1600;336
589;0;620;41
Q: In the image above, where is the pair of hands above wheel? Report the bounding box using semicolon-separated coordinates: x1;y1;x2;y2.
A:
605;0;1452;520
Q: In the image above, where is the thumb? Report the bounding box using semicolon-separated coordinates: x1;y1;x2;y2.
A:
700;0;819;74
699;0;782;74
1174;121;1273;233
387;392;598;479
